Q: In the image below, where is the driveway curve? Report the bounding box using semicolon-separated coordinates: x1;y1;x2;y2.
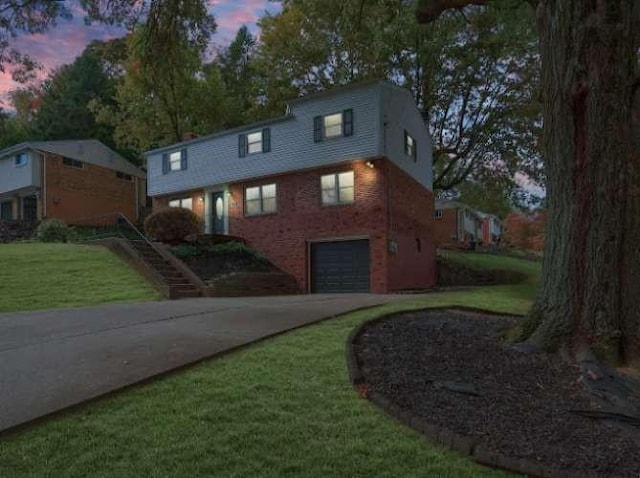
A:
0;294;426;433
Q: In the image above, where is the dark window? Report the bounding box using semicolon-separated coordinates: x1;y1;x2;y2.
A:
162;149;187;174
62;157;84;169
321;171;354;205
116;171;133;182
14;152;27;167
0;201;12;220
404;130;416;161
22;196;37;222
435;209;443;219
313;109;354;142
416;238;422;252
245;183;277;216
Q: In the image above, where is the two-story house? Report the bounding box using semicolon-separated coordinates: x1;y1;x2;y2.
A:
434;199;502;246
145;81;437;294
0;140;146;224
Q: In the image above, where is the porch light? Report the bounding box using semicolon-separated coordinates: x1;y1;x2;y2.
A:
365;160;375;169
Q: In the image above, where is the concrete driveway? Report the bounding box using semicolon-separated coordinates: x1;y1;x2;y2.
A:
0;294;426;433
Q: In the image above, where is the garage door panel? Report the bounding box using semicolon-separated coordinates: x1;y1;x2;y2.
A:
311;240;370;293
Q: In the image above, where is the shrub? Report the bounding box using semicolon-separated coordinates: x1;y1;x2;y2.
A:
144;208;203;243
36;218;75;243
170;244;200;259
210;241;267;261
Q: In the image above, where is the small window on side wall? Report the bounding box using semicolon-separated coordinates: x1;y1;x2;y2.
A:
62;157;84;169
321;171;354;205
14;152;27;167
404;130;416;161
435;209;443;219
245;183;277;216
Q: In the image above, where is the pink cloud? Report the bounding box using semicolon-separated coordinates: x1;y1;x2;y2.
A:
1;0;282;104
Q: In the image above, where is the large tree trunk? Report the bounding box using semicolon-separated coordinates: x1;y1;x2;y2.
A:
526;0;640;365
416;0;640;365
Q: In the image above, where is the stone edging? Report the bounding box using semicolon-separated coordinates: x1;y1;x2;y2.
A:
345;306;592;478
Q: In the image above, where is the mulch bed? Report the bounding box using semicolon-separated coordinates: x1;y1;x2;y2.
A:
181;251;279;281
352;309;640;477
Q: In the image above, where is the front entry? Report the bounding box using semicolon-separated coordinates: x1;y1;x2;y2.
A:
211;191;225;234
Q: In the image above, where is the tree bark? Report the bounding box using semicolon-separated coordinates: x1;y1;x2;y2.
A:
417;0;640;365
526;0;640;365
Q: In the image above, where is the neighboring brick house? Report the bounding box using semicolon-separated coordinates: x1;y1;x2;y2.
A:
433;199;502;246
0;140;146;224
146;81;436;294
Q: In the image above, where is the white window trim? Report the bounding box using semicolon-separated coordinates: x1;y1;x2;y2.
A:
168;197;193;210
247;131;263;155
435;209;443;219
321;171;355;206
245;183;277;216
323;112;343;139
169;151;182;172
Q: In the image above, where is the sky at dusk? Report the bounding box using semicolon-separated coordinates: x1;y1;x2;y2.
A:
0;0;281;104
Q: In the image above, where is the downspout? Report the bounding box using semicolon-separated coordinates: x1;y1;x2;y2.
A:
41;152;47;218
135;177;139;221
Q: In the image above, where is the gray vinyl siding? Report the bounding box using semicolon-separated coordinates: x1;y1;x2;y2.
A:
0;149;40;194
147;84;381;196
378;84;433;190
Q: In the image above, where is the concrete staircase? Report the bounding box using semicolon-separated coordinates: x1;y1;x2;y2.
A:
128;240;201;299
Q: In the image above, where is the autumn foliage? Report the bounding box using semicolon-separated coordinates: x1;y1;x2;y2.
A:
502;210;546;252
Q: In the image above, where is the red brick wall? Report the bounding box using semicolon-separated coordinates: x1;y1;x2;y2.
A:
228;160;389;293
386;161;437;290
44;153;141;223
433;208;459;245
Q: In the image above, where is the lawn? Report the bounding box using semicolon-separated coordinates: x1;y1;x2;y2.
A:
0;252;539;477
0;243;159;313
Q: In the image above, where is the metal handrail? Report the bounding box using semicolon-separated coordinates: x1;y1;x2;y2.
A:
72;212;165;258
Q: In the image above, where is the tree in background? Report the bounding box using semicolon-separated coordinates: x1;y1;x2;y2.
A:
502;209;546;251
418;0;639;365
216;25;259;126
257;0;541;194
34;42;119;147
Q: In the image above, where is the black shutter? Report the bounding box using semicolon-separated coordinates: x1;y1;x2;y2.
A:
313;116;323;142
262;128;271;152
403;130;408;156
162;153;169;174
239;134;247;157
413;140;417;162
180;149;187;170
343;109;353;137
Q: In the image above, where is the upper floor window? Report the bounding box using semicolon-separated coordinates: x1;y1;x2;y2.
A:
116;171;133;182
321;171;354;205
239;128;271;157
404;130;416;161
62;157;84;169
245;183;277;216
14;152;27;167
435;209;443;219
314;109;353;142
162;149;187;174
168;197;193;210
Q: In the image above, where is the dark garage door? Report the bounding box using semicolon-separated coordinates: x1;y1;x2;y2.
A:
311;240;370;293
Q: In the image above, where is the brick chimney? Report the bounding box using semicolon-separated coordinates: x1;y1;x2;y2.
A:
182;132;198;141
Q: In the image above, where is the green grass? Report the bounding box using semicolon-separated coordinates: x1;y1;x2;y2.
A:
0;243;159;313
0;253;540;477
